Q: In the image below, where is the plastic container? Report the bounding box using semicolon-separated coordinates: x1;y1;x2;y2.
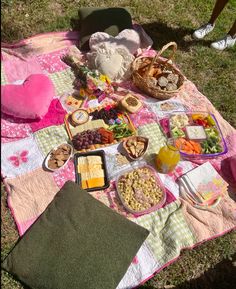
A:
160;111;228;159
74;150;110;192
115;164;166;216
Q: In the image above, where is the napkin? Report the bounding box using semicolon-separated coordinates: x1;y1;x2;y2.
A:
179;162;228;206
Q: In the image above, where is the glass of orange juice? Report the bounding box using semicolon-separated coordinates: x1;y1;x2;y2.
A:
155;138;181;174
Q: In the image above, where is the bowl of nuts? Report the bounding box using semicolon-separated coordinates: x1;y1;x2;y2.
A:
123;136;149;160
44;143;73;171
116;165;166;216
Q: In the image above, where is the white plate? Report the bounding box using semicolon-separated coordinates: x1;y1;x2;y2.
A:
44;143;73;172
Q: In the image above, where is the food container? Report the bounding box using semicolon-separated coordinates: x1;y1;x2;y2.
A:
116;165;166;216
119;93;143;114
64;103;137;153
159;111;228;158
74;150;110;192
123;136;149;160
44;143;73;172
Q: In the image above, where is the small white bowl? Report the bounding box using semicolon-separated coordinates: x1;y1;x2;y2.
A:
44;143;73;172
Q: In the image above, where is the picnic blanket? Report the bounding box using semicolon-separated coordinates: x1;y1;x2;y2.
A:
1;29;236;288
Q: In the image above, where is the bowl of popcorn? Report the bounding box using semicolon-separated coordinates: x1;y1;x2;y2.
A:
116;165;166;216
44;143;73;171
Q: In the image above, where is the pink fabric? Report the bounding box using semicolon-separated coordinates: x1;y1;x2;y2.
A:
29;99;66;132
221;154;236;188
181;195;236;243
4;168;59;236
2;54;43;83
129;105;158;127
1;74;55;119
36;47;71;73
1;117;32;143
52;159;75;188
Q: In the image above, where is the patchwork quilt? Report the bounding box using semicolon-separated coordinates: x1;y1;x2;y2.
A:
1;29;236;288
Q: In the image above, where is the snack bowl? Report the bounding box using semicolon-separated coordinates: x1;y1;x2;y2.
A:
123;136;149;161
116;165;166;216
44;143;73;172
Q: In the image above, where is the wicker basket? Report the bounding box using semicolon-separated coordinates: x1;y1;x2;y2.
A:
132;42;185;100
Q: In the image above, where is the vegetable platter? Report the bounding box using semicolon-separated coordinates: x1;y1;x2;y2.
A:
64;103;136;153
159;111;228;158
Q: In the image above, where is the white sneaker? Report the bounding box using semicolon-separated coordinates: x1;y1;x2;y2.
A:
192;23;215;40
211;34;236;50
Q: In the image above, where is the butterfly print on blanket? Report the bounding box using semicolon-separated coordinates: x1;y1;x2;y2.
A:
8;150;29;167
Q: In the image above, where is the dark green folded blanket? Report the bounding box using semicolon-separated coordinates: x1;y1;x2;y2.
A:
2;181;149;289
78;7;133;51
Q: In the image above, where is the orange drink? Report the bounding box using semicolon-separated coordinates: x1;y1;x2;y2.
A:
155;139;180;174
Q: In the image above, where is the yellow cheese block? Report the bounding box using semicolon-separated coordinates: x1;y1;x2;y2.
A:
71;120;108;136
77;164;89;174
87;178;105;188
88;164;102;171
87;155;102;165
81;180;88;189
77;155;105;189
90;170;104;179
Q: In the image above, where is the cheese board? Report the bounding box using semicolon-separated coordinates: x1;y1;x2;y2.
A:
64;103;137;153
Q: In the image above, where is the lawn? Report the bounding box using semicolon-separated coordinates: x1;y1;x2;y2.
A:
1;0;236;288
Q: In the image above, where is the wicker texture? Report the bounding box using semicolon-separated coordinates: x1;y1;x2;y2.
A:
132;42;185;100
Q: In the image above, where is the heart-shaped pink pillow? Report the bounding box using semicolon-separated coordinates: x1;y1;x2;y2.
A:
1;74;55;119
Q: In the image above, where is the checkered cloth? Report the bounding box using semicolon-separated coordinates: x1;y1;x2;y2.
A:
135;200;197;266
34;125;69;157
48;68;75;95
138;123;166;163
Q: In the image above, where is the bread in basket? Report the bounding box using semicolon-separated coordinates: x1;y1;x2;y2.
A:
132;42;185;100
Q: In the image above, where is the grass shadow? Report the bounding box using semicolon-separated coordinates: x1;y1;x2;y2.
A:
141;22;212;51
138;255;236;289
171;254;236;289
70;17;80;31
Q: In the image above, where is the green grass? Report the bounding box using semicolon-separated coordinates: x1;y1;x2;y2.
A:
1;0;236;288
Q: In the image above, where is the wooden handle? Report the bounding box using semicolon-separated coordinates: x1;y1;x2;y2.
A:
145;42;177;77
64;114;73;140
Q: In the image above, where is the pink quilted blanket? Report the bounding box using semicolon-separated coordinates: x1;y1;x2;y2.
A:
1;30;236;289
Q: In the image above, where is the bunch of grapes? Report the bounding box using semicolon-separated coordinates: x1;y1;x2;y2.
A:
72;129;102;150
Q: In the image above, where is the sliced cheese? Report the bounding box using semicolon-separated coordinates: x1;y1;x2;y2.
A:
88;164;102;171
77;157;87;165
87;177;105;188
77;164;89;174
71;119;108;136
81;180;88;189
87;155;102;165
80;172;90;181
90;170;104;179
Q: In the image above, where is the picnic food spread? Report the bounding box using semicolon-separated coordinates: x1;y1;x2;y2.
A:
2;23;234;289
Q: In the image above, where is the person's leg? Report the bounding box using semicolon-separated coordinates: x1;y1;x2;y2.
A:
209;0;229;25
211;20;236;50
193;0;229;40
